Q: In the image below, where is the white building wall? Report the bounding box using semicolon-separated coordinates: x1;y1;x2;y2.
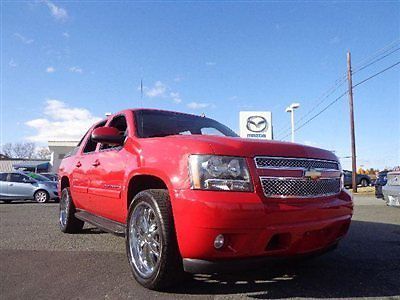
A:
48;141;78;173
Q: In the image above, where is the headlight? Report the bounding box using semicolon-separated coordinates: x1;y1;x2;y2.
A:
189;155;252;191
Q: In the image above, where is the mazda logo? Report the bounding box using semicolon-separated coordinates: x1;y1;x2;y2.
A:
246;116;268;132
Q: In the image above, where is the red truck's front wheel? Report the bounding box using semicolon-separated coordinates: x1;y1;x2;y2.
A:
126;189;184;290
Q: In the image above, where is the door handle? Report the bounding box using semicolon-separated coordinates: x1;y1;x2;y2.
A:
92;160;100;167
8;183;14;186
76;161;82;168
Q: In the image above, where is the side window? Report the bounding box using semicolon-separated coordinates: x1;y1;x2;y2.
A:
82;121;107;154
9;173;31;183
201;127;225;136
0;173;8;181
101;115;128;150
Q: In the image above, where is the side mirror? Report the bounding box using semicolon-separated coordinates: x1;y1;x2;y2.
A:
91;127;125;145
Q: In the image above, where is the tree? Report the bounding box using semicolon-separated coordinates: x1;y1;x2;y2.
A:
35;147;51;159
1;142;36;159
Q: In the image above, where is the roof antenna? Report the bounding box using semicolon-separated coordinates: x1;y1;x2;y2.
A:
140;78;144;135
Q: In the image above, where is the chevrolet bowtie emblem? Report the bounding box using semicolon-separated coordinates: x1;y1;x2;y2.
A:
304;169;322;180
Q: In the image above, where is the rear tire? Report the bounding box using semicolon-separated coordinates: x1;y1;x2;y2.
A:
34;190;49;203
360;178;368;187
59;187;84;233
126;189;184;290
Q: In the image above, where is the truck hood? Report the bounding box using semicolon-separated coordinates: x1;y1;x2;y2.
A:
166;135;338;161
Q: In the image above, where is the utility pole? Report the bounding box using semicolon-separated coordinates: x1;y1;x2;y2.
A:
347;51;357;193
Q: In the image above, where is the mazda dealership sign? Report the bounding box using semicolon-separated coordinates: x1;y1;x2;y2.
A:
239;111;273;140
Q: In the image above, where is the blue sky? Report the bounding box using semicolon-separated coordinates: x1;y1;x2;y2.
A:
2;1;399;169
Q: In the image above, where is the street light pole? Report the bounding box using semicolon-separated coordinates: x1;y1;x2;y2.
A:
290;109;295;143
285;103;300;143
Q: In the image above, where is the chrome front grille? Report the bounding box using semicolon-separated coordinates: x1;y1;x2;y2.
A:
254;156;339;170
260;177;341;198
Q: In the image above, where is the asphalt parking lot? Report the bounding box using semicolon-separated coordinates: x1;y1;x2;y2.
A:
1;195;399;300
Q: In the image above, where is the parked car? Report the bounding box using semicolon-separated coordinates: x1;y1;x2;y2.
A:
40;173;58;182
343;170;371;188
0;171;58;203
375;170;389;198
382;171;400;207
58;109;353;290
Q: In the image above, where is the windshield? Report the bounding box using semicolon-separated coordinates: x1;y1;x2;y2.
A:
134;110;239;138
27;173;50;182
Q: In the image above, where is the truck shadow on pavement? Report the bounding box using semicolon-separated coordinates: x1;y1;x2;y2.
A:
169;220;400;298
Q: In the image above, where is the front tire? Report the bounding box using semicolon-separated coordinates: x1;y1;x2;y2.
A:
360;178;369;187
34;190;49;203
59;187;84;233
126;189;184;290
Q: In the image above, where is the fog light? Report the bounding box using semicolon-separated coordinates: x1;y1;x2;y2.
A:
214;234;225;249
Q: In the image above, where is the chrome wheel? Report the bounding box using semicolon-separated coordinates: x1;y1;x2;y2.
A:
59;191;68;227
129;202;162;278
35;191;48;203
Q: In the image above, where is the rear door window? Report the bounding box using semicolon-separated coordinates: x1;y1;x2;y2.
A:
9;173;31;183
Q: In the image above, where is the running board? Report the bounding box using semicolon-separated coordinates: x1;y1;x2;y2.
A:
75;211;126;237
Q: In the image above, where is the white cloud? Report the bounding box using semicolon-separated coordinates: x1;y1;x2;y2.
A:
43;0;68;21
69;66;83;73
141;80;183;104
25;99;101;142
170;92;182;104
145;81;167;97
63;32;70;38
187;102;210;109
9;59;17;68
14;33;34;44
206;62;216;66
46;66;55;73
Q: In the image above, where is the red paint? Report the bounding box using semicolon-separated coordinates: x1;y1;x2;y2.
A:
59;109;353;261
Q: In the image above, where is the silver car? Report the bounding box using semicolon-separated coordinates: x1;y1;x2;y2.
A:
0;172;58;203
382;171;400;207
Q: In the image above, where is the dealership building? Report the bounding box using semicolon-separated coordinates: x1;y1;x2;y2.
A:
48;140;78;172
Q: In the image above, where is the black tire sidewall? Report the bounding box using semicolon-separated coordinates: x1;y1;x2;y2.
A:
126;189;182;290
126;191;165;288
59;188;71;232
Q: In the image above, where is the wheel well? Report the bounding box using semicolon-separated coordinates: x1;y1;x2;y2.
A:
127;175;167;209
61;176;70;191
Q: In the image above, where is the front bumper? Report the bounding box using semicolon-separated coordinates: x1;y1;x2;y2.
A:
183;243;338;273
171;189;353;261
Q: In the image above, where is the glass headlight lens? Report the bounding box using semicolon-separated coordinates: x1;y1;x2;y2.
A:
189;155;252;191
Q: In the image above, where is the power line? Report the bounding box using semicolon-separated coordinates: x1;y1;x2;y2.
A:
352;38;400;71
276;41;400;140
353;61;400;88
275;75;347;138
353;47;400;74
279;91;347;140
279;61;400;140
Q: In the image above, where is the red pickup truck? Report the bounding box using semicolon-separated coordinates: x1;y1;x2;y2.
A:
58;109;353;290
